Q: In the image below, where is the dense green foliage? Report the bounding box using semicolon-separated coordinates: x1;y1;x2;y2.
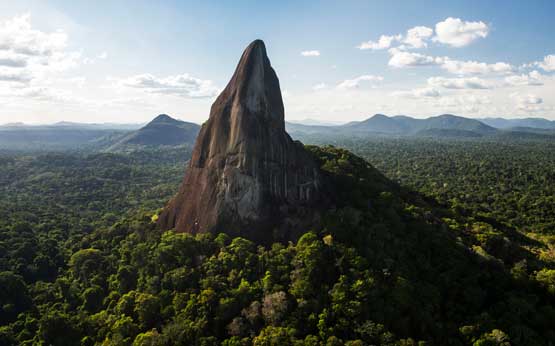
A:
306;137;555;235
1;140;555;345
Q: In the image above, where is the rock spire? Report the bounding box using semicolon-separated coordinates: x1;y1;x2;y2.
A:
158;40;322;241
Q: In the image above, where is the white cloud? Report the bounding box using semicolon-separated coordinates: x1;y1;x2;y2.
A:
515;93;543;111
0;68;31;83
312;82;328;90
116;73;219;98
357;34;402;50
505;70;543;86
388;50;513;75
0;14;80;87
428;76;493;89
515;94;542;105
440;59;512;75
300;50;320;57
388;50;443;68
0;14;68;56
360;18;488;52
432;94;492;113
357;26;433;51
0;51;28;67
413;87;441;98
97;51;108;59
337;75;383;89
537;55;555;72
403;26;433;49
434;17;489;47
392;87;441;98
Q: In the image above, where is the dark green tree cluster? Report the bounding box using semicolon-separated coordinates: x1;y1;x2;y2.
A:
300;136;555;235
1;143;555;345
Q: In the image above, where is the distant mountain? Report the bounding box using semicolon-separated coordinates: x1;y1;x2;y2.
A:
1;122;26;127
0;123;127;151
108;114;200;151
50;121;143;130
0;116;198;152
418;114;497;135
285;122;336;135
288;113;498;138
342;114;413;134
480;117;555;130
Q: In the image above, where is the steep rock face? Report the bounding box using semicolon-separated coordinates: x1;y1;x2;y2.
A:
158;40;322;241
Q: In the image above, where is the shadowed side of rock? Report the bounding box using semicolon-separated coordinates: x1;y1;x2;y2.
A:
158;40;324;242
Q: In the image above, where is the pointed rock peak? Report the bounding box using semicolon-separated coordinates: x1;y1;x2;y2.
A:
158;40;324;242
233;39;270;84
147;114;184;127
151;114;174;123
242;39;267;61
213;39;284;129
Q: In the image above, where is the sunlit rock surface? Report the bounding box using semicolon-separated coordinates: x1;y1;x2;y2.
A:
158;40;323;241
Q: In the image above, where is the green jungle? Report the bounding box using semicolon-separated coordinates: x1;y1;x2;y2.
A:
1;137;555;346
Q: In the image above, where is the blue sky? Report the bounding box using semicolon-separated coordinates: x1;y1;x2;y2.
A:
0;0;554;124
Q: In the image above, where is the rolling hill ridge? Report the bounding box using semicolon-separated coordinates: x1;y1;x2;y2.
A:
107;114;200;151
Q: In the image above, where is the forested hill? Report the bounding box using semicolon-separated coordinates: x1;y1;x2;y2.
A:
286;114;555;140
0;114;199;152
1;143;554;345
108;114;200;151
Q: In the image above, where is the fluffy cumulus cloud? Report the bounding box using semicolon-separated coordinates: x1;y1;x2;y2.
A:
387;49;513;76
388;50;443;68
515;94;543;111
392;87;441;99
0;51;28;68
536;55;555;72
403;26;434;49
0;14;68;56
434;17;489;47
428;76;493;89
505;71;543;86
358;17;487;52
357;26;433;51
336;75;383;89
433;94;492;113
357;34;402;50
0;14;81;104
300;50;320;57
0;68;31;83
8;86;77;103
312;82;328;91
116;73;219;98
440;59;513;75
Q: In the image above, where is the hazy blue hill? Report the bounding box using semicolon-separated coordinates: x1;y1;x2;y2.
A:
342;113;413;134
418;114;497;135
480;117;555;130
285;121;337;135
108;114;200;151
0;124;128;151
288;113;498;138
49;121;143;130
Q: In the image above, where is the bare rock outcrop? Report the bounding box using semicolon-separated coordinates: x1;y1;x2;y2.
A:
158;40;323;241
